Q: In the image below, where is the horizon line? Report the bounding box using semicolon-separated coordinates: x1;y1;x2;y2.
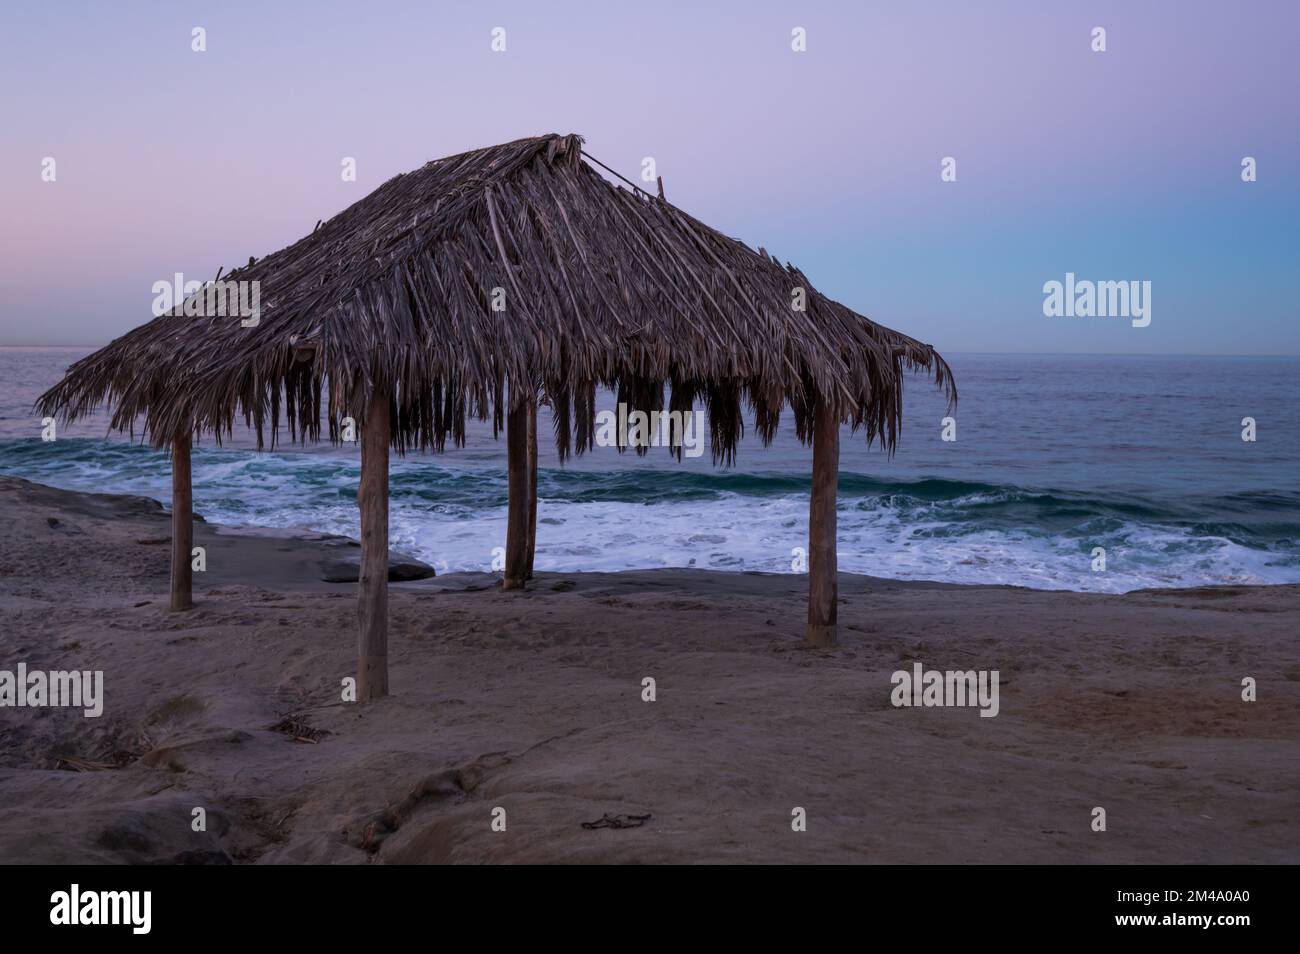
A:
3;345;1298;360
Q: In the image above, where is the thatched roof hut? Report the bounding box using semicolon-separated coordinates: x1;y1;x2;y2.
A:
38;132;954;699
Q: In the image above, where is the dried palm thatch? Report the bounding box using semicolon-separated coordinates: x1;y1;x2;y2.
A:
37;133;954;462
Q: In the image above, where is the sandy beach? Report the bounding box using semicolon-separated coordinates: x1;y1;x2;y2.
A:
0;474;1295;864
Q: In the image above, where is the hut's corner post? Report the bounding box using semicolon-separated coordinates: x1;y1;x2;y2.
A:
503;397;530;590
806;401;839;647
357;387;390;700
169;430;193;612
524;396;538;580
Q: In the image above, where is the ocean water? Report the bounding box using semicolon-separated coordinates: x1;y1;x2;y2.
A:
2;347;1297;593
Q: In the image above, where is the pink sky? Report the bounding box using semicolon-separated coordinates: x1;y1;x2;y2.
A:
1;0;1296;353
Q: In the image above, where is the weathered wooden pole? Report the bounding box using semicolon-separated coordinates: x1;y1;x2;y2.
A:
524;396;538;580
805;401;839;647
169;430;193;612
357;386;390;700
503;397;530;590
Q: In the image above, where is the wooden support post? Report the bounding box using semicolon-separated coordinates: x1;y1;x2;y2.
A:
169;431;193;612
805;401;839;647
357;387;390;701
524;396;538;580
503;398;530;590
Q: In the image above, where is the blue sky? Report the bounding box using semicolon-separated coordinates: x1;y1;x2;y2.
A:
1;0;1296;353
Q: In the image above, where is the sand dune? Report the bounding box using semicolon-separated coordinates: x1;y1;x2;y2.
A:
0;475;1295;864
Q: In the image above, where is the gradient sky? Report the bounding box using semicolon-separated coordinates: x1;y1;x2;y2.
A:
1;0;1296;353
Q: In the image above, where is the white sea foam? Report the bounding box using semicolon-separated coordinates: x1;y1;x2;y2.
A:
5;442;1299;594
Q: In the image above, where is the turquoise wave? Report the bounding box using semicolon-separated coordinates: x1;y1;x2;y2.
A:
3;437;1299;589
